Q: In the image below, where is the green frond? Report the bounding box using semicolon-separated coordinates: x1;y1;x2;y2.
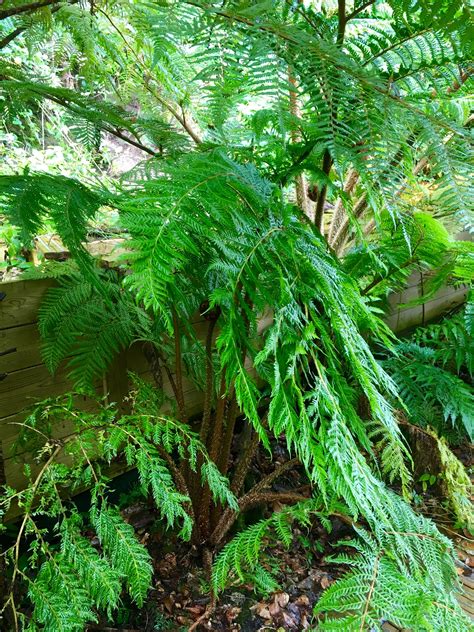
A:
385;341;474;440
314;493;469;631
212;499;335;594
91;504;153;607
60;518;122;616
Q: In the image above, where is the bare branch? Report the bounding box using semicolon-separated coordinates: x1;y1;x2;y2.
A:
0;0;62;21
346;0;376;22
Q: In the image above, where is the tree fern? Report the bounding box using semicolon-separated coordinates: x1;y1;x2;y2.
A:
1;2;473;630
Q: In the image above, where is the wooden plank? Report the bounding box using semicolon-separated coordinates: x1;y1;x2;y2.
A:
388;284;422;310
105;349;130;414
2;421;75;467
423;287;468;322
387;283;468;333
386;306;423;333
0;279;54;329
1;393;98;458
0;363;71;418
461;575;474;590
0;323;42;373
457;595;474;616
4;457;134;523
3;449;74;498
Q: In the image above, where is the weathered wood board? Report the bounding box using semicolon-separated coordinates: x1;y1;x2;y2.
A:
0;277;206;502
386;271;469;333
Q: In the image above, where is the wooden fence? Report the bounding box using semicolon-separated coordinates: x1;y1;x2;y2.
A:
0;272;469;499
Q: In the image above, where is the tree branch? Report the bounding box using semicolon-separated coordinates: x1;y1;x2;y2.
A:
98;8;203;145
0;0;62;20
0;0;80;49
337;0;346;45
346;0;375;22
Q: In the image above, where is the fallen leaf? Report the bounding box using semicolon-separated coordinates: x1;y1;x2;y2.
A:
254;604;272;619
185;605;205;615
320;574;331;589
225;606;241;622
163;596;174;613
277;592;290;608
282;610;298;628
269;598;280;617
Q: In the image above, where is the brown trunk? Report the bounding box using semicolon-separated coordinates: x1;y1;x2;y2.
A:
288;66;313;220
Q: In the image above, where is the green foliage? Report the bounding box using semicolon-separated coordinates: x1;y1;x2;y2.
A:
1;1;473;630
90;504;152;607
315;522;470;631
412;304;474;376
425;428;473;533
1;389;238;629
343;211;460;298
1;151;469;630
212;499;336;594
383;307;474;441
0;173;107;269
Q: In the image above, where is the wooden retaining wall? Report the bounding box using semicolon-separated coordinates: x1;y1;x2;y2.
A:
0;278;205;494
386;271;469;333
0;271;469;496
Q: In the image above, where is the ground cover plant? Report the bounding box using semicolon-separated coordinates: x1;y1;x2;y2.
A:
0;1;473;630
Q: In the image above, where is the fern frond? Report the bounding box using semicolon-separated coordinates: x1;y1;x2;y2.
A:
91;504;153;607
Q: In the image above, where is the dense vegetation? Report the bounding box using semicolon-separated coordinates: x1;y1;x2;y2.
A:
0;1;473;630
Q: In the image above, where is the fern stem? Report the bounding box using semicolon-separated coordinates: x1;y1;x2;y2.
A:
198;374;227;538
5;445;61;631
208;374;228;462
188;549;216;632
172;310;187;422
359;551;382;631
143;343;163;391
98;8;203;145
230;426;260;496
288;64;311;219
200;319;218;446
209;453;299;547
243;457;300;497
336;0;346;45
156;445;195;524
217;393;239;475
210;490;307;547
314;149;333;233
346;0;375;22
239;491;307;512
331;192;367;253
327;168;359;243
